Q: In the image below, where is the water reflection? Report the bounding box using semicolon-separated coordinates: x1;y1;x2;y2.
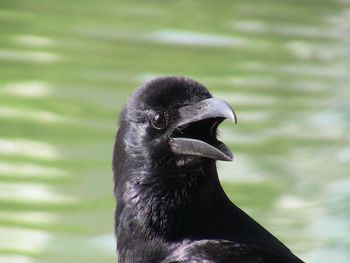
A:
0;0;349;262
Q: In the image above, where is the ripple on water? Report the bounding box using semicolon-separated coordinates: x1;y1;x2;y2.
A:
3;81;52;98
0;183;73;203
0;49;60;63
337;148;350;162
214;91;276;106
74;27;260;49
89;234;115;252
218;154;267;183
145;30;251;47
233;19;343;39
0;161;67;178
277;195;313;209
0;211;56;225
13;35;55;47
0;106;68;123
0;139;59;160
0;227;49;254
0;255;36;263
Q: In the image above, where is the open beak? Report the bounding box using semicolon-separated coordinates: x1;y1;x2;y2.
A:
169;98;237;161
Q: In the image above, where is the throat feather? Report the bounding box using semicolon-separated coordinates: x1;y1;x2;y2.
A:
128;170;207;239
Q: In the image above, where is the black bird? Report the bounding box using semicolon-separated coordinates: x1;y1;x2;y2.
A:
113;77;304;263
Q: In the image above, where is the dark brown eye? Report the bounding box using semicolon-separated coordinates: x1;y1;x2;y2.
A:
150;112;168;130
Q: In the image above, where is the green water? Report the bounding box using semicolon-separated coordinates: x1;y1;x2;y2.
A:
0;0;349;262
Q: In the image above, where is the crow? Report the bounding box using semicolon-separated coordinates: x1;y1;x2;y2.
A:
113;77;304;263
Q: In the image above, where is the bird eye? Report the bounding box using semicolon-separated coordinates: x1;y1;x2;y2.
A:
150;112;168;131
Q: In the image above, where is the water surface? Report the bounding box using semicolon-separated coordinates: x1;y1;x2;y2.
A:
0;1;349;262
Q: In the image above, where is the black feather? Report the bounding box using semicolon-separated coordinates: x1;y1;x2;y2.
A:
113;76;304;263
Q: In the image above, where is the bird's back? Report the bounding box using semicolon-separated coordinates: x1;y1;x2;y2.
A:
162;239;303;263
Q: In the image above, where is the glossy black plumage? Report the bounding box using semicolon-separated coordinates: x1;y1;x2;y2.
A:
113;77;304;263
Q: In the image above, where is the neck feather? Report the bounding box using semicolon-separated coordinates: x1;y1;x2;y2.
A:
116;160;225;241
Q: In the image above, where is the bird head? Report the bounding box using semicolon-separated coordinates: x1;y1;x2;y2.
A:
114;77;237;175
113;76;237;240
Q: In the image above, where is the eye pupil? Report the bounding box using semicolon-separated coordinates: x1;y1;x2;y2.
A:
151;112;168;130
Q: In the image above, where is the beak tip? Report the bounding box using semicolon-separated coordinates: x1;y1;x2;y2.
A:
228;108;238;124
222;101;237;125
224;157;233;162
234;114;238;124
224;152;234;162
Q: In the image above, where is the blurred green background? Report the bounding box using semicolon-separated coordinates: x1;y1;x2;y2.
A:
0;0;349;262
